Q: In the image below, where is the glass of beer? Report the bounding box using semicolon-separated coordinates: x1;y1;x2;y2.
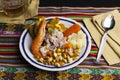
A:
0;0;29;17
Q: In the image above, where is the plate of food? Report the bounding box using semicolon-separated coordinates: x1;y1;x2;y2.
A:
19;17;91;71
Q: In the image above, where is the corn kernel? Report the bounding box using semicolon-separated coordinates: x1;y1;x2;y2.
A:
39;58;44;63
68;58;73;63
53;53;57;57
55;62;60;67
69;53;74;57
56;48;61;53
57;52;62;56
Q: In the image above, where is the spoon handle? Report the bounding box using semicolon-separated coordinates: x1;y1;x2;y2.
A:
96;32;108;62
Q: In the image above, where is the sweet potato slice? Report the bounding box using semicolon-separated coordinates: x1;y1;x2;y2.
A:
64;24;81;37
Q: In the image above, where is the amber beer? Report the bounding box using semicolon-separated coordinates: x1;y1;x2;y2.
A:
0;0;28;17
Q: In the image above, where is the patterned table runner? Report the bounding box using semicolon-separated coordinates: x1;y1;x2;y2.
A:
0;7;120;80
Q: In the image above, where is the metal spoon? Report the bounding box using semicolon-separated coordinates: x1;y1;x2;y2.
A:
96;14;115;62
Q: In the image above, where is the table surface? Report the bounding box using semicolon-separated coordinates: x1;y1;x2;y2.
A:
0;7;120;80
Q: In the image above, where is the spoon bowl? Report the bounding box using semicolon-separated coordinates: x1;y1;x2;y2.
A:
102;14;115;31
96;14;115;62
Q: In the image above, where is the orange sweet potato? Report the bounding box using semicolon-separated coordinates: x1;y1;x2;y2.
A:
64;24;81;37
64;43;72;49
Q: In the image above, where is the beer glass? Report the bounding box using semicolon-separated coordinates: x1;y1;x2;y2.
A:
0;0;29;17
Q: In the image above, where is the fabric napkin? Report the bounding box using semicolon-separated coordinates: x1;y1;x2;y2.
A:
0;0;39;24
83;10;120;65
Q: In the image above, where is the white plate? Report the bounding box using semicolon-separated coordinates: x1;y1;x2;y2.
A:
19;17;91;71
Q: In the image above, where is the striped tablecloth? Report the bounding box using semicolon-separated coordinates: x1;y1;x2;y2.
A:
0;7;120;80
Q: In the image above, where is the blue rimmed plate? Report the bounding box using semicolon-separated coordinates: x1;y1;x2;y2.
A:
19;17;91;71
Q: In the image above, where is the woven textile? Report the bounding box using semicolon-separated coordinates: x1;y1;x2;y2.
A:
0;7;120;80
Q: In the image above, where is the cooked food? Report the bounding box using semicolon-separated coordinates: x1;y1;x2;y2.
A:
64;24;81;37
31;18;47;59
68;30;86;49
29;16;45;39
30;17;86;67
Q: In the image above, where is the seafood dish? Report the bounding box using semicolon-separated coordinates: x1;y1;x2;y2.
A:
19;16;91;71
30;17;86;67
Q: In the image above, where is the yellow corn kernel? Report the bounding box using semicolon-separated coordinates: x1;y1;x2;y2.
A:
57;52;62;56
59;61;65;66
56;48;61;53
39;16;44;21
53;53;57;57
39;58;44;63
69;53;74;57
63;53;67;59
55;62;60;67
48;57;53;62
63;59;67;63
68;58;73;63
55;23;61;29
